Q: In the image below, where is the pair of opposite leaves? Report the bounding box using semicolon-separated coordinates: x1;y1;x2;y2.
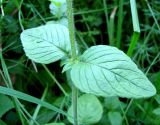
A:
20;24;156;98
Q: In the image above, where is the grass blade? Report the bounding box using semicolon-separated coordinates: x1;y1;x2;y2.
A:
30;86;48;125
0;86;68;116
130;0;140;32
103;0;111;45
127;0;140;57
116;0;124;48
108;7;117;46
127;32;140;57
0;53;26;125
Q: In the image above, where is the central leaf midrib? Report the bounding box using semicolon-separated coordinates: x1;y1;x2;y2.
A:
100;69;139;97
89;65;111;95
26;34;69;56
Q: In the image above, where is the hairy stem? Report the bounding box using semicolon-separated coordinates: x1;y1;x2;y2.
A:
66;0;78;125
66;0;77;59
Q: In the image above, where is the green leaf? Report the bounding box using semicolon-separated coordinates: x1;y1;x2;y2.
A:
0;119;7;125
62;59;74;73
70;45;156;98
36;110;56;124
0;94;14;118
108;111;122;125
67;94;103;125
20;24;70;64
104;97;123;110
153;107;160;116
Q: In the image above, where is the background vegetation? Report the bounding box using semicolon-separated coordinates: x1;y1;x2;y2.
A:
0;0;160;125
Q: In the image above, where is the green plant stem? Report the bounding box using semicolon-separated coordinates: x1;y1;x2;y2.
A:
42;64;68;97
17;99;40;125
76;31;88;49
72;86;78;125
55;96;68;122
82;15;96;45
116;0;124;48
145;0;160;31
66;0;78;125
119;102;129;125
74;2;129;16
66;0;77;59
145;52;160;75
30;86;48;125
18;0;24;31
29;2;46;24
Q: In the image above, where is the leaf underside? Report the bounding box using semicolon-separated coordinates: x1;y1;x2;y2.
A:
20;24;70;64
71;45;156;98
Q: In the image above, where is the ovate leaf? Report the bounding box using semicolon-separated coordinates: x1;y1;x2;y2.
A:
67;94;103;125
108;112;122;125
0;94;14;117
104;97;123;110
20;24;70;64
70;45;156;98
